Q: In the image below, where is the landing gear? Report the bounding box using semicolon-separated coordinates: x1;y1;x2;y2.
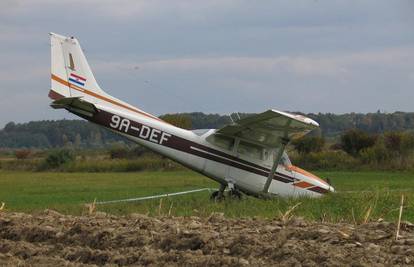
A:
228;189;242;200
210;183;226;201
210;190;224;201
210;183;243;201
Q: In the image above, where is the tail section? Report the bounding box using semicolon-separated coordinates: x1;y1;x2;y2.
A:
49;32;105;99
49;33;160;122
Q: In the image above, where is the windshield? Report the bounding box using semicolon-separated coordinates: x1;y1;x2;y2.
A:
191;129;211;136
281;152;292;166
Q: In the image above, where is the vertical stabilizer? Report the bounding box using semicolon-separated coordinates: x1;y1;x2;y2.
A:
49;33;161;122
49;32;105;99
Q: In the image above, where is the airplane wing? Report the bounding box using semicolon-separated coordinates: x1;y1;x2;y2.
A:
215;109;319;147
50;97;98;117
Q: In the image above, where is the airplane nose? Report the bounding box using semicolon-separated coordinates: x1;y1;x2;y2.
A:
325;178;335;193
288;165;334;195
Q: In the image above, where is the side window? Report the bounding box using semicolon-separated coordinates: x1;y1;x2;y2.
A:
211;135;234;151
238;141;263;160
263;149;269;160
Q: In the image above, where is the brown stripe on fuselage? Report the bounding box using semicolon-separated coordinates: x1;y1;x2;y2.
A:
80;109;301;186
308;186;329;194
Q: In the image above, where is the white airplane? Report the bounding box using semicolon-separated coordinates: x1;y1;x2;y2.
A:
48;33;334;200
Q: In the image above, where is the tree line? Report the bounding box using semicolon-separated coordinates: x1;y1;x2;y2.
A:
291;129;414;170
1;111;414;149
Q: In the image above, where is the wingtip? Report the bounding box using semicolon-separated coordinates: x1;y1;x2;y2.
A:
305;118;319;128
270;109;320;128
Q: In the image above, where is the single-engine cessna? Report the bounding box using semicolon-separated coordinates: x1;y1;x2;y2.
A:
48;33;334;200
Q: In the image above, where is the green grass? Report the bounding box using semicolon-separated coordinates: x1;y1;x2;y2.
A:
0;170;413;223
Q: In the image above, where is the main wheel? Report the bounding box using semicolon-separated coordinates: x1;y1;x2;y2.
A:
210;190;225;201
228;189;242;200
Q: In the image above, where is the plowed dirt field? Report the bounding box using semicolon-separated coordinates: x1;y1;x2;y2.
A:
0;210;413;266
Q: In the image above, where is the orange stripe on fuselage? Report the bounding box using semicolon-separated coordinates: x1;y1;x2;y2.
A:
293;181;313;189
51;74;164;123
51;74;70;87
287;165;329;186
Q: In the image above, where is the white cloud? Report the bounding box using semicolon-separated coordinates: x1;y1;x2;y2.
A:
92;46;414;80
338;46;414;65
93;56;347;78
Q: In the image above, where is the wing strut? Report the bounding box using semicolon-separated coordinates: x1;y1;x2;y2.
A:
262;120;292;194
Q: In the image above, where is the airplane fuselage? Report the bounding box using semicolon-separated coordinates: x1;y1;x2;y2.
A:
76;103;333;198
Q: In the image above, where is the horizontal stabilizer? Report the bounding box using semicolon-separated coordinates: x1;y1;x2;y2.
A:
50;97;98;117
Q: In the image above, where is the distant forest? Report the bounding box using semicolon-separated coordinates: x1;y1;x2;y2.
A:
1;111;414;149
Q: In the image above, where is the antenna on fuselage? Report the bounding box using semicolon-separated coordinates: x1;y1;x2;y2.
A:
235;112;241;120
229;112;241;124
229;114;235;124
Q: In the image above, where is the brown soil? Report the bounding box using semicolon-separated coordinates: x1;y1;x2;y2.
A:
0;210;413;266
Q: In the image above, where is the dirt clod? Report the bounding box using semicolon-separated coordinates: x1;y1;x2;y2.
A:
0;211;413;266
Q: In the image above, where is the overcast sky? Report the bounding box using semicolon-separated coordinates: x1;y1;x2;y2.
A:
1;0;414;128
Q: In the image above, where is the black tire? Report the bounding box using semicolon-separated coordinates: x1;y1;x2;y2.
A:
210;191;225;201
228;189;242;200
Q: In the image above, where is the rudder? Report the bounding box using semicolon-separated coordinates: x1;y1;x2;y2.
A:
49;32;105;100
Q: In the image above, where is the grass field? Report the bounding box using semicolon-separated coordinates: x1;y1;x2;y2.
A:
0;170;413;223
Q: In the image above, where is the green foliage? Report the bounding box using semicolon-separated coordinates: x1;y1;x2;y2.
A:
109;144;150;159
292;136;325;154
109;144;130;159
0;159;40;171
63;158;181;172
308;111;414;136
183;112;231;129
4;122;17;132
359;132;414;169
291;151;359;171
41;149;75;170
0;153;180;172
340;129;377;156
384;132;414;158
159;114;192;129
14;149;31;160
0;120;129;149
359;139;389;166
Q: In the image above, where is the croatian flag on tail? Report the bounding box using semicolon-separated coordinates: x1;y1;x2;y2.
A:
69;73;86;87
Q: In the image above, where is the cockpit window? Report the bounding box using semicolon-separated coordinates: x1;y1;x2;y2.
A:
238;140;263;160
209;134;234;151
